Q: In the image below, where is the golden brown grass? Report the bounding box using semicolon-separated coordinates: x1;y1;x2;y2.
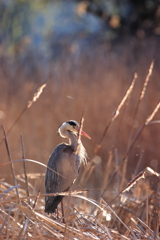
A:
0;38;160;239
0;162;159;239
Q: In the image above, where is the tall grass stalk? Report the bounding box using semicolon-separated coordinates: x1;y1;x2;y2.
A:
80;74;137;188
0;82;47;145
127;61;154;151
2;125;20;203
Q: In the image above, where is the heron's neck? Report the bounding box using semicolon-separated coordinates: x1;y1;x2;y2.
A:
60;130;81;149
68;132;80;148
69;132;87;166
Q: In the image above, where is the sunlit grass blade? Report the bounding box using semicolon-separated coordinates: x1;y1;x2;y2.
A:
94;73;137;155
0;82;47;145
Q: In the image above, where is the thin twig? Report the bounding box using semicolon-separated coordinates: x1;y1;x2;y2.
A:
20;134;30;239
32;190;41;209
146;190;149;234
145;101;160;125
20;134;30;205
76;117;84;154
2;125;20;203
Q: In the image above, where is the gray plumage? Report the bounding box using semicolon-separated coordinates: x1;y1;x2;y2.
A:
45;120;90;214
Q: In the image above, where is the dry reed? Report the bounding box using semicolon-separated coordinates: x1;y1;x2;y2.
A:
0;40;160;239
0;82;47;145
1;165;159;239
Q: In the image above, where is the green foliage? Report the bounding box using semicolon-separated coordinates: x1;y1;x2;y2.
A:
0;0;48;55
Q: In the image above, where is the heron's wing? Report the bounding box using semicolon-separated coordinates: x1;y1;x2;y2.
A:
45;143;78;194
44;143;88;213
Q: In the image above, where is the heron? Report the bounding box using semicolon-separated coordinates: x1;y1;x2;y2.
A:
45;120;90;214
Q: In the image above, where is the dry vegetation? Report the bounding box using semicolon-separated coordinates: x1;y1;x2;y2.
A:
0;38;160;239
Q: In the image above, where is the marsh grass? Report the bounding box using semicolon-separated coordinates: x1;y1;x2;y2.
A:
0;39;160;239
0;161;159;239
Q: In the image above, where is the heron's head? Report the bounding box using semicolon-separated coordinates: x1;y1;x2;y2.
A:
58;120;91;139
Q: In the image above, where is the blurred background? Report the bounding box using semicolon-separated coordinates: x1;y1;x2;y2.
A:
0;0;160;199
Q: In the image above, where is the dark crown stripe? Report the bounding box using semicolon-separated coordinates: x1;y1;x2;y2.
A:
66;120;78;127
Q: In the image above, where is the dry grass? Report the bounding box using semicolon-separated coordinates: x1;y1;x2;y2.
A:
0;38;160;239
0;163;159;239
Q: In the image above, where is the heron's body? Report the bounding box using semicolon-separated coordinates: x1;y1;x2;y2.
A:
45;120;90;214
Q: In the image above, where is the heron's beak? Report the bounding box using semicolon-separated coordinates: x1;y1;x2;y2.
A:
76;127;91;139
81;130;91;139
